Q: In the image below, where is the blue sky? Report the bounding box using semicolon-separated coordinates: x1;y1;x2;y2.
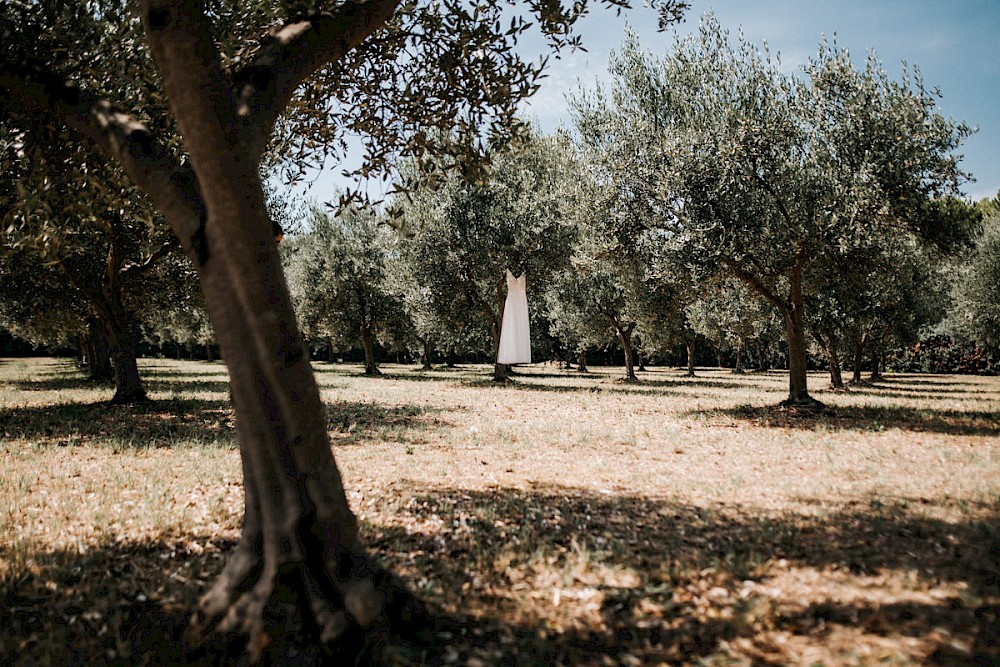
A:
520;0;1000;201
300;1;999;204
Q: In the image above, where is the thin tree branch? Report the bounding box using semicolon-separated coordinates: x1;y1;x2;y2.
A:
121;240;178;278
235;0;403;159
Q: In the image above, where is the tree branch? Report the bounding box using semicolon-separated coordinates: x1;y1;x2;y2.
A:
121;240;178;278
721;256;789;316
0;64;205;252
139;0;238;187
235;0;403;159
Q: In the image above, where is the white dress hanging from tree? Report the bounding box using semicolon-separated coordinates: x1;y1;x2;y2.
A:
497;270;531;364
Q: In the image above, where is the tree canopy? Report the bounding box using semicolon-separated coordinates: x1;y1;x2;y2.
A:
570;14;972;405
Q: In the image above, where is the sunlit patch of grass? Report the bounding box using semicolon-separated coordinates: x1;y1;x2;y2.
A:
1;358;999;664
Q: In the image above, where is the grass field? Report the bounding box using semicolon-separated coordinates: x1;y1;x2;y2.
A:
1;356;998;665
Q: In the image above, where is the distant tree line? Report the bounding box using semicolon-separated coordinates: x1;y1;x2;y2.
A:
3;16;996;408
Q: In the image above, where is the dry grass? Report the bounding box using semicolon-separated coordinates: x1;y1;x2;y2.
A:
1;357;998;665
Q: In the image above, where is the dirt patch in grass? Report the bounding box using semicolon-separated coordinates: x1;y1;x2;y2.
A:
1;359;998;664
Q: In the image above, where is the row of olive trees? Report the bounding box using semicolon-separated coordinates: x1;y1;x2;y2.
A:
567;16;976;406
279;17;984;406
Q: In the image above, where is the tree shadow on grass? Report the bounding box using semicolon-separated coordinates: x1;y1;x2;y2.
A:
0;398;236;448
848;382;995;397
3;483;996;664
325;401;456;447
8;363;108;393
0;397;455;450
705;404;1000;436
145;379;233;394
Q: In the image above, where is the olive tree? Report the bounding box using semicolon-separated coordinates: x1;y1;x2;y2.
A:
286;205;405;375
572;17;971;407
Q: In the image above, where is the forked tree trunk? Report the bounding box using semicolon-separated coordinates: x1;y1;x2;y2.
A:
134;3;423;661
15;0;424;659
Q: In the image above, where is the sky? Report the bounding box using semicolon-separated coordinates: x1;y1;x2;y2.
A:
301;0;1000;203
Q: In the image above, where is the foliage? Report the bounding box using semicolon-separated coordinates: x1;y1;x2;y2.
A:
285;204;407;372
392;131;582;365
949;211;1000;351
571;15;972;403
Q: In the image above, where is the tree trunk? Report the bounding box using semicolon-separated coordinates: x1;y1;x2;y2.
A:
732;337;745;374
576;350;589;372
10;1;428;658
492;276;509;381
85;319;114;382
637;349;647;372
870;349;885;382
781;281;822;408
755;341;770;372
850;334;865;384
685;339;696;377
614;319;638;382
419;337;432;370
814;328;844;390
360;327;381;376
179;190;419;661
98;296;148;404
133;6;425;660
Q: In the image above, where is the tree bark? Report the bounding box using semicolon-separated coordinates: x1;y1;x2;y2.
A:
576;350;589;372
732;337;745;374
781;282;822;408
613;318;638;382
722;256;823;407
360;326;381;376
7;0;425;659
419;337;433;370
491;274;510;381
850;333;866;384
135;3;421;661
816;329;844;390
685;339;696;377
85;319;114;382
755;341;770;372
106;319;147;403
870;349;885;382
